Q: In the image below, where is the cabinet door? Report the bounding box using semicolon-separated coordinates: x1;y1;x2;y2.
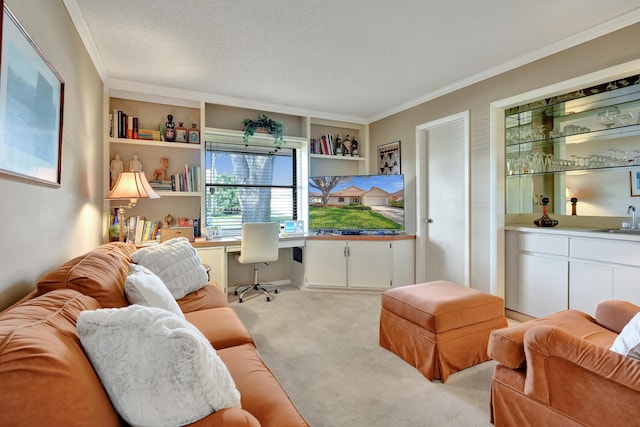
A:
614;267;640;305
519;253;568;318
504;231;520;312
305;241;347;287
390;239;415;287
196;247;227;295
569;261;613;317
348;241;391;288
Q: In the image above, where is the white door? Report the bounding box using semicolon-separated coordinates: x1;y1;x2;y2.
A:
416;112;469;285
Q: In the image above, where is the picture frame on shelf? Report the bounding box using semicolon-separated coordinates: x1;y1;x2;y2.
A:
377;141;401;175
629;170;640;197
0;3;64;187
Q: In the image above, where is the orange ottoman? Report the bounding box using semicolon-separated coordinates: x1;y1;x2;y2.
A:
380;280;507;383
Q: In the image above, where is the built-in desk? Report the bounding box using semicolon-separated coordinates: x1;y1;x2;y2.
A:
192;234;415;297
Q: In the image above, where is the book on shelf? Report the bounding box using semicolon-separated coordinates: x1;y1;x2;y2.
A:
170;165;200;192
310;134;337;155
125;216;161;244
111;108;141;140
149;180;173;191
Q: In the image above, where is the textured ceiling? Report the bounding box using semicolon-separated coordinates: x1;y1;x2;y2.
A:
67;0;640;122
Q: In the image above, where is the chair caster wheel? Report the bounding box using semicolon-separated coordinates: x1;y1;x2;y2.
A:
238;298;243;303
274;289;279;294
266;297;271;302
234;290;238;296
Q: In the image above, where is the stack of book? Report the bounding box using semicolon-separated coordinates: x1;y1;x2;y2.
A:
148;180;173;191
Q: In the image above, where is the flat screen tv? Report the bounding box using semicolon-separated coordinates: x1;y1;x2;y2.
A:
308;174;405;234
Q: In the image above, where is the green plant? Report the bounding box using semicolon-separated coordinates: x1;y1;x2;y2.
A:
242;114;284;146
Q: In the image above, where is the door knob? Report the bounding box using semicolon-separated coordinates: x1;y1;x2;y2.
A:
426;218;434;223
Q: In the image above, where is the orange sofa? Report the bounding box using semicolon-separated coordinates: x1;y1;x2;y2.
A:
488;300;640;427
0;242;308;427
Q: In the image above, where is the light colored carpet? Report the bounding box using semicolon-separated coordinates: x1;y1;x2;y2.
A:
230;285;496;427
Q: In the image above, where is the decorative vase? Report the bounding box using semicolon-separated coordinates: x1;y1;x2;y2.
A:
534;197;558;227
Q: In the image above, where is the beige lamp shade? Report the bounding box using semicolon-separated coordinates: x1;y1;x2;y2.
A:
105;171;160;202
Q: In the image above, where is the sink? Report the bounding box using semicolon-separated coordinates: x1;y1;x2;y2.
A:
600;228;640;234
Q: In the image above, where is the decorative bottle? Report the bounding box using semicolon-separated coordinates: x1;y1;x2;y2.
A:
534;197;558;227
188;123;200;144
164;114;176;142
175;121;187;143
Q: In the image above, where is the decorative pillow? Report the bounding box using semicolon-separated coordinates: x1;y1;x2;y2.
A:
124;263;184;318
610;312;640;359
77;305;241;427
131;237;208;299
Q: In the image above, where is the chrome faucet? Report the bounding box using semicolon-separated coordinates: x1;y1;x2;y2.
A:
628;205;636;229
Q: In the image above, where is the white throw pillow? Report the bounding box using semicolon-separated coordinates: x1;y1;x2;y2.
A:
77;305;240;427
610;312;640;359
124;263;184;318
131;237;208;299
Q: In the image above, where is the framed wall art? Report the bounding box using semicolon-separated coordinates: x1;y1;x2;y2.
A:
0;3;64;187
630;170;640;197
377;140;400;175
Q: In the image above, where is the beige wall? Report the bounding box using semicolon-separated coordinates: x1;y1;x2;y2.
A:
0;0;104;309
369;22;640;293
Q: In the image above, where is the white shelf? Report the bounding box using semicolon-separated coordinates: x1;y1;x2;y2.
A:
156;191;200;197
310;153;366;161
109;137;202;150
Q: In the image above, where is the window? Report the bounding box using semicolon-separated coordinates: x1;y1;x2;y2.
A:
205;142;296;236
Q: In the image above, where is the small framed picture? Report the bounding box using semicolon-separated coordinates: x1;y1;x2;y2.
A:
188;129;200;144
175;128;187;143
377;141;401;175
630;170;640;197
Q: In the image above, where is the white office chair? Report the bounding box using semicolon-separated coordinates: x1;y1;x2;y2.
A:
234;222;281;303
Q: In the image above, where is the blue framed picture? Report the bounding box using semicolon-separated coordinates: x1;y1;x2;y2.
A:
0;3;64;187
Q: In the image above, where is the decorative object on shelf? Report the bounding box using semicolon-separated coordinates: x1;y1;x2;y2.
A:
630;170;640;197
164;213;174;228
109;207;120;242
0;4;64;187
175;121;187;142
351;137;359;157
129;154;142;172
188;123;200;144
105;171;160;242
153;157;169;181
571;197;578;216
566;187;578;215
378;141;401;175
164;114;176;142
534;197;558;227
242;114;284;146
109;154;124;189
342;135;352;155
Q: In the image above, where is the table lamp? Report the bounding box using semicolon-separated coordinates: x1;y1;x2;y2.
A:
105;171;160;242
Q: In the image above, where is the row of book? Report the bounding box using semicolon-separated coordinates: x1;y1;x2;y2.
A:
124;217;202;244
125;217;161;244
110;109;160;140
310;134;337;155
148;166;200;192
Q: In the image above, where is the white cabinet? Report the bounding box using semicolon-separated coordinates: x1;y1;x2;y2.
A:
505;231;569;318
196;247;227;295
506;229;640;318
569;261;612;315
519;253;568;318
305;240;348;288
305;238;414;289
